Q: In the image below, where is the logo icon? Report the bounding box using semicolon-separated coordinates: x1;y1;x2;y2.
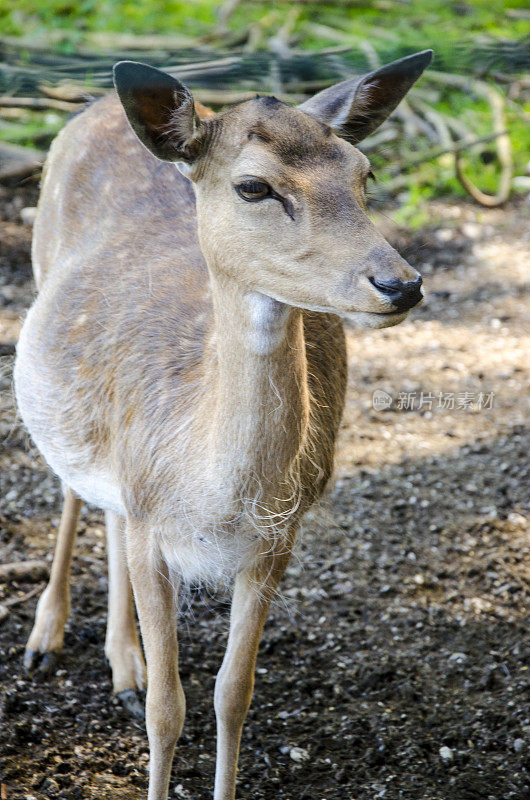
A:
372;389;393;410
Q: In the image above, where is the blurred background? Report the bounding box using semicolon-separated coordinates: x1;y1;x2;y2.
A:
1;0;530;217
0;3;529;800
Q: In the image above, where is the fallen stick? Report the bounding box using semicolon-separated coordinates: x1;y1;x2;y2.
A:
0;95;79;112
0;585;42;625
39;83;102;102
216;0;244;33
0;141;46;162
425;70;512;207
0;142;45;185
388;130;508;173
83;31;198;50
0;560;49;582
0;163;42;185
193;88;305;106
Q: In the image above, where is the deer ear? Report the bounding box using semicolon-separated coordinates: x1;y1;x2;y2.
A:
298;50;433;145
113;61;204;163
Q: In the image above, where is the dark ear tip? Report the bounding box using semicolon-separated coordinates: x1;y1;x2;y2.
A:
113;60;133;73
112;60;184;93
417;49;434;66
112;60;148;91
113;60;144;77
402;49;434;71
377;48;433;80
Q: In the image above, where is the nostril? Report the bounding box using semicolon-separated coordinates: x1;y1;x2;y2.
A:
369;276;399;295
368;275;423;311
369;275;422;294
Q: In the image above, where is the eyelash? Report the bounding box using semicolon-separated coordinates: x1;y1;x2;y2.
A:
235;180;271;201
235;180;294;220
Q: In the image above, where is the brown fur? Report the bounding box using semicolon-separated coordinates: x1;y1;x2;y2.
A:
16;55;429;797
29;95;346;520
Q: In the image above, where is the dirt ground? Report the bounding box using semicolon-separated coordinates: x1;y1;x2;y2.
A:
0;182;528;800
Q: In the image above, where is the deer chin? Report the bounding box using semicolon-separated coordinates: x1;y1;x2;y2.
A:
344;309;411;329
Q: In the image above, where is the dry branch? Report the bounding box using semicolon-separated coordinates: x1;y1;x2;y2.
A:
0;163;42;184
408;97;453;149
193;87;305;105
0;95;80;112
390;131;509;172
426;70;513;207
0;585;42;625
84;31;198;51
0;142;45;185
216;0;244;33
39;83;103;102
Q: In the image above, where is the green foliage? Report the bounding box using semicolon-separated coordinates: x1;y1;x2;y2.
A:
0;111;63;147
1;1;529;215
0;1;217;38
1;0;529;42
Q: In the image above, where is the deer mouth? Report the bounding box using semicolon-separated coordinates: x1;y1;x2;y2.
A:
371;291;424;319
374;309;409;316
344;308;412;329
370;308;411;321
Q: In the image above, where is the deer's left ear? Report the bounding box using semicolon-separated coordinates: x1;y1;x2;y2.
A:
298;50;433;145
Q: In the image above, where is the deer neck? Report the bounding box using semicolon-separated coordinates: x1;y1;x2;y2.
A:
205;272;310;502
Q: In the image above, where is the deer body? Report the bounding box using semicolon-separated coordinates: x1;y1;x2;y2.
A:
16;94;345;584
15;52;432;799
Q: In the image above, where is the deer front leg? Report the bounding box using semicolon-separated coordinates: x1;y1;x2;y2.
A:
104;511;146;720
214;535;295;800
126;522;185;800
24;487;82;675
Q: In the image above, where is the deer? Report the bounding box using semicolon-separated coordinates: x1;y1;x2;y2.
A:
14;49;432;800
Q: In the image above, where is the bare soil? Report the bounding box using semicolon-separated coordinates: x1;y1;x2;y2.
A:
0;184;529;800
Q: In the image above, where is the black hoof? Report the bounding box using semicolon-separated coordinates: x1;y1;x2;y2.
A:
24;649;61;678
23;648;39;674
37;651;61;678
117;689;145;722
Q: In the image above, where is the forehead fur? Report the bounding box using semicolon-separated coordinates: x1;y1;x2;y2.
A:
220;96;346;168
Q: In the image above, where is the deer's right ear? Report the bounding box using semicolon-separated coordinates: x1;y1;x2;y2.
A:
113;61;204;164
298;50;433;145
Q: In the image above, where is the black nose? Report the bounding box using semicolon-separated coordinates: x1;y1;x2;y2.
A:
369;275;423;312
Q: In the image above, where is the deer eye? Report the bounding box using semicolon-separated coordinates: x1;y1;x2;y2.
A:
236;180;271;201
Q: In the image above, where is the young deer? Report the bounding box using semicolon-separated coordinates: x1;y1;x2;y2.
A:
15;50;432;799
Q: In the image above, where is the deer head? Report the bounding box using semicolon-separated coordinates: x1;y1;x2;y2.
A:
114;51;432;328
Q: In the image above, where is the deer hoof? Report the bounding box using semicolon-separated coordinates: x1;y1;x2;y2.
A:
117;688;145;722
24;648;61;678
